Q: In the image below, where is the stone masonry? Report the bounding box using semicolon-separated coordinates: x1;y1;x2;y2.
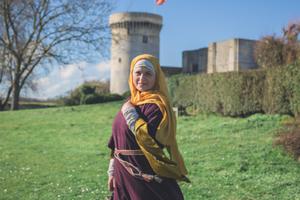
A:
109;12;162;94
207;38;258;73
182;48;208;73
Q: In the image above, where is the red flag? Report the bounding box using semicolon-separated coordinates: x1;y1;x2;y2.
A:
156;0;166;6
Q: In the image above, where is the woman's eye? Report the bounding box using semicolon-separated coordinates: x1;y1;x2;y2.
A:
145;72;152;76
135;71;141;76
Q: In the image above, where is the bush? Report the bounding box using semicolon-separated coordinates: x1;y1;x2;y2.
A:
122;91;131;99
254;22;300;68
274;117;300;160
263;67;291;114
254;36;285;68
168;70;265;116
80;84;95;95
168;62;300;117
61;81;123;106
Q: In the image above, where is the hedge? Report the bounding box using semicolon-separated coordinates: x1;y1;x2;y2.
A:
168;62;300;117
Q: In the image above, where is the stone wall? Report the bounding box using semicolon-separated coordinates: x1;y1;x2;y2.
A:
238;39;258;70
207;38;258;73
109;12;162;94
161;66;182;77
182;48;208;73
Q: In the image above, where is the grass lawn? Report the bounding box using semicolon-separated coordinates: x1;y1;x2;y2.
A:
0;101;300;199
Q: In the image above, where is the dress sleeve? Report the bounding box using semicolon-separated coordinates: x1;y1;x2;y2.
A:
107;135;115;150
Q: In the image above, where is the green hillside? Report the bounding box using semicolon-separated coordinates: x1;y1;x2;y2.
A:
0;102;299;199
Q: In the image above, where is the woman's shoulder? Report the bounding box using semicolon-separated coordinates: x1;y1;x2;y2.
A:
138;103;162;118
140;103;160;111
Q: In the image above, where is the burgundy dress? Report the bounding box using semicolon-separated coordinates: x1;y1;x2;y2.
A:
108;103;184;200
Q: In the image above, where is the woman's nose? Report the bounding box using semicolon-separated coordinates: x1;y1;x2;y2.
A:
140;73;145;81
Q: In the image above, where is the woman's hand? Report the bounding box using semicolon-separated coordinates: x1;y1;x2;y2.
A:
121;100;134;113
108;175;115;191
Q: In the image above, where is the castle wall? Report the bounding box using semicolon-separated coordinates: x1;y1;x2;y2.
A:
161;66;182;77
109;12;162;94
182;48;208;73
207;39;237;73
238;39;258;70
207;38;258;73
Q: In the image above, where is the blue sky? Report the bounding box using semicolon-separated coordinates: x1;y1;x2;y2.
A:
114;0;300;66
29;0;300;99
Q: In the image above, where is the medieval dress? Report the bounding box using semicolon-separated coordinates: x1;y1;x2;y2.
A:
108;103;184;200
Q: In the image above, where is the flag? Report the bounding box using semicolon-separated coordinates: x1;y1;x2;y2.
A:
156;0;166;6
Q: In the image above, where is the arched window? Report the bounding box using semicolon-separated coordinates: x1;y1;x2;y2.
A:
142;35;148;43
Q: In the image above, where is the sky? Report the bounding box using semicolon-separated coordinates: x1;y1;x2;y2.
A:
29;0;300;99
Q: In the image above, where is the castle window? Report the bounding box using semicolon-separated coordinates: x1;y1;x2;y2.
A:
192;64;198;73
142;35;148;43
118;58;122;63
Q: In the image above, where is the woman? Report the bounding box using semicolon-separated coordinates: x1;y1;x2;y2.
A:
107;54;189;200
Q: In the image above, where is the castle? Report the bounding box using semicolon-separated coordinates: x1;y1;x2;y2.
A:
109;12;258;94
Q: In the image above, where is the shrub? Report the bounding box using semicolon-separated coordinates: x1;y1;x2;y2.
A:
168;62;300;117
254;21;300;69
168;70;265;116
122;91;131;99
263;67;291;115
274;117;300;160
80;84;95;95
61;80;123;106
254;36;285;68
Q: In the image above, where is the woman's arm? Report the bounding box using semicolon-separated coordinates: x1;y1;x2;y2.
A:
107;157;115;191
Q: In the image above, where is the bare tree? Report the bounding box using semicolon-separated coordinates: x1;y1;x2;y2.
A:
0;0;113;110
0;46;13;110
254;21;300;69
282;22;300;64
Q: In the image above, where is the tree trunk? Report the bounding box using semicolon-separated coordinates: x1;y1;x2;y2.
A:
11;82;20;110
0;101;3;111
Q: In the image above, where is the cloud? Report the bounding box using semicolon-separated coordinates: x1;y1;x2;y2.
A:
59;66;76;79
96;61;110;81
28;60;111;99
35;77;50;87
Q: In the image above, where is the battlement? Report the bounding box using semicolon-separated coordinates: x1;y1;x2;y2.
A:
109;12;162;28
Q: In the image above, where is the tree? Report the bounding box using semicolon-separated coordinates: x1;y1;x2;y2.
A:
0;45;12;110
254;21;300;69
0;0;113;110
254;35;285;69
282;22;300;64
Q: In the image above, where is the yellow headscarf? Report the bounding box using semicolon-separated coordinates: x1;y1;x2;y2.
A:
129;54;189;181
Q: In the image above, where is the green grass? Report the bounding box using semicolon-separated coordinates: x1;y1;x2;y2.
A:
0;102;300;200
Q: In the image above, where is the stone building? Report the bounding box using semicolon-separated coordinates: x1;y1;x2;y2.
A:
109;12;162;94
207;38;258;73
161;66;182;77
182;38;258;74
182;48;208;73
109;12;259;93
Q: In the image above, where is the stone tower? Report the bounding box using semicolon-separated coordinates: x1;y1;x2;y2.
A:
109;12;163;94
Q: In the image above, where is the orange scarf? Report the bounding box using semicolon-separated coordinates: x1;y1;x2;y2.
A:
129;54;189;181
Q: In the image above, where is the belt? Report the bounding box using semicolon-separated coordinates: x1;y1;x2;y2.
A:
114;148;163;183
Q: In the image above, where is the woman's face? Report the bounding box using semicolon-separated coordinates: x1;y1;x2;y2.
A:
133;66;156;92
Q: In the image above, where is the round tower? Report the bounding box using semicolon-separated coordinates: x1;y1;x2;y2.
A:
109;12;163;94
